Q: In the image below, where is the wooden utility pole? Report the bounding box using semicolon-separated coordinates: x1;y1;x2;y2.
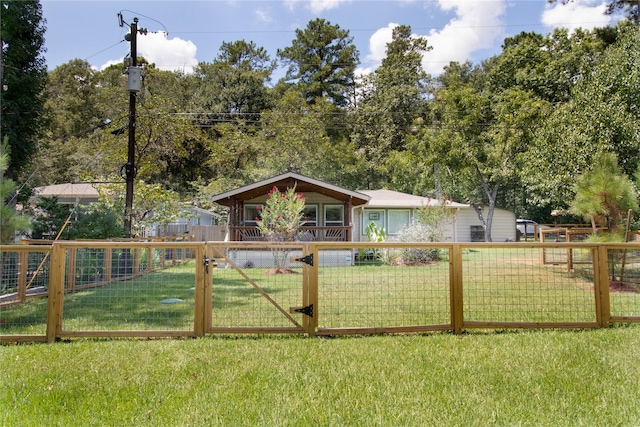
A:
123;17;144;237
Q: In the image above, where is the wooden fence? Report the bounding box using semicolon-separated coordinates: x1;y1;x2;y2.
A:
1;241;639;343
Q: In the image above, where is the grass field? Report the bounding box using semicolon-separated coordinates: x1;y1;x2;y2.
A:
2;246;640;425
2;327;640;426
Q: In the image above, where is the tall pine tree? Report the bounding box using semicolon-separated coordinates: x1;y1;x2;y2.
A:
1;0;48;183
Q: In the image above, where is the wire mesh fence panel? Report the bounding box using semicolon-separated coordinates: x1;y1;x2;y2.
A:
316;246;451;330
209;246;304;330
60;245;196;333
462;246;596;324
607;247;640;319
0;248;51;336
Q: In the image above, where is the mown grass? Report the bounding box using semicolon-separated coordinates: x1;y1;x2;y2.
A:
2;326;640;426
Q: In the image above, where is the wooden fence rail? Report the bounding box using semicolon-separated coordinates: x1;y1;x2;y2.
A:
2;241;640;343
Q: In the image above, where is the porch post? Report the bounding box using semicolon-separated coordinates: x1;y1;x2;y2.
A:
344;199;352;241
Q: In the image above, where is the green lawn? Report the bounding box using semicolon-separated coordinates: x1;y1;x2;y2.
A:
2;247;640;425
2;327;640;426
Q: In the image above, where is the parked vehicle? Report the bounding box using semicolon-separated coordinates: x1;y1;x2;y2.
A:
516;219;549;239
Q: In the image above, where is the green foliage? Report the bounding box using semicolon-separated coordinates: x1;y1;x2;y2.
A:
351;25;431;188
365;221;386;242
256;185;306;270
0;141;30;243
256;186;306;242
99;181;187;238
28;196;70;240
414;197;457;242
570;152;638;232
0;0;47;180
68;203;126;240
278;18;359;107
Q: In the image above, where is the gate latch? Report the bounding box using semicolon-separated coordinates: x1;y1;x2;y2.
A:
294;254;314;266
203;256;218;273
290;304;314;318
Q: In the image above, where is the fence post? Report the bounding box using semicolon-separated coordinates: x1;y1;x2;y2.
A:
46;243;65;343
449;244;464;334
17;251;28;303
593;245;611;328
104;248;112;283
66;247;76;292
193;244;208;337
304;243;319;337
133;248;140;277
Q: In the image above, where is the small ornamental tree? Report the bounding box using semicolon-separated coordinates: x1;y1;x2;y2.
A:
386;196;457;265
256;185;306;272
414;197;457;242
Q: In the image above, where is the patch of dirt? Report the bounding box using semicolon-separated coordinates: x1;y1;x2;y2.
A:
609;281;639;293
394;261;437;267
264;268;300;275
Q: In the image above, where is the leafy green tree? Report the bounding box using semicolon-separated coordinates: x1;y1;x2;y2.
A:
421;60;549;241
351;25;431;188
256;185;306;272
522;23;640;211
570;152;638;233
99;181;187;238
259;90;332;175
0;141;29;243
28;196;70;240
34;59;104;185
0;0;47;182
188;40;275;122
487;28;614;104
277;18;359;108
66;202;126;240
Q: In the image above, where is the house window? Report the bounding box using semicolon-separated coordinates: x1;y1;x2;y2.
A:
302;205;318;226
363;209;385;234
244;205;260;226
324;205;344;226
388;210;411;235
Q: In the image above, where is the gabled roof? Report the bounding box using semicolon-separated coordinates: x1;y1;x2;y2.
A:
31;183;100;205
211;172;370;207
358;189;468;209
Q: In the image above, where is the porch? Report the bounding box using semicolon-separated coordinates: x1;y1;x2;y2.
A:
211;173;370;243
230;225;351;242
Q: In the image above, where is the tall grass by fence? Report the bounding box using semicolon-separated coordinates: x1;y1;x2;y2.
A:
1;241;640;343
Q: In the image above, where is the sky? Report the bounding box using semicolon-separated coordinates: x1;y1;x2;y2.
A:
40;0;622;79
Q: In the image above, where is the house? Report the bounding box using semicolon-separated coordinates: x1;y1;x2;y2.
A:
210;172;370;242
354;189;516;242
31;183;100;205
30;183;222;240
210;173;517;243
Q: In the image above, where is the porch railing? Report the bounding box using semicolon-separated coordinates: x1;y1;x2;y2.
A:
230;226;350;242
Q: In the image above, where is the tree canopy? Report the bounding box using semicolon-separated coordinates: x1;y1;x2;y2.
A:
15;18;640;235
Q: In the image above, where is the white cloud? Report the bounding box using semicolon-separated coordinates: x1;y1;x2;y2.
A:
363;1;507;76
542;0;612;31
284;0;349;13
308;0;348;13
366;23;398;64
255;8;273;23
422;0;506;75
106;32;198;74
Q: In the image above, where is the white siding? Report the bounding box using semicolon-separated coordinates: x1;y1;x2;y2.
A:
455;207;516;242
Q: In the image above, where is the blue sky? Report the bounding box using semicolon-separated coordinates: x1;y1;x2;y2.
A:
41;0;621;78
